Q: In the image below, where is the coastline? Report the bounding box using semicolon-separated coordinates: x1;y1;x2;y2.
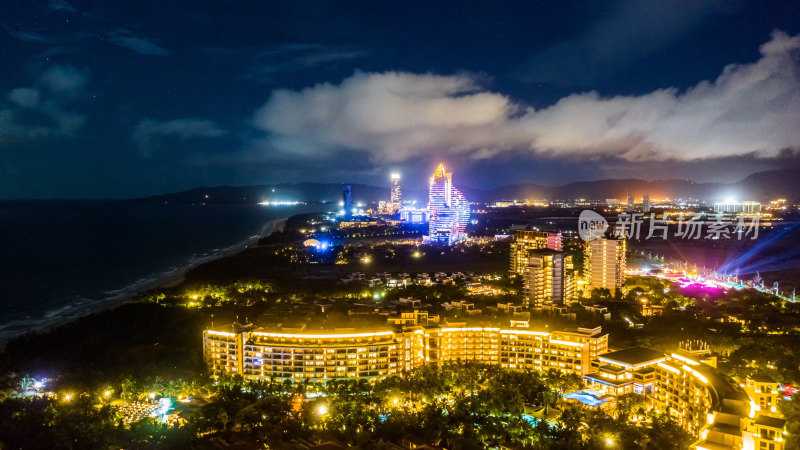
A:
0;217;287;346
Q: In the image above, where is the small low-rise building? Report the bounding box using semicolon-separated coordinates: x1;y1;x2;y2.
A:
584;347;664;396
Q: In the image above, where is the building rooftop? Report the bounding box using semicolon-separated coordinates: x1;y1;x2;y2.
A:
755;415;787;429
598;347;665;367
597;364;626;373
750;374;776;383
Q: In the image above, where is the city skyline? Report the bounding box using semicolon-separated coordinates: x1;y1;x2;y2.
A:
1;3;799;450
0;1;799;198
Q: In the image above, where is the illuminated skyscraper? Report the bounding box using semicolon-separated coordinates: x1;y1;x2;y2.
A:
390;173;401;211
510;229;562;274
642;194;650;213
342;184;352;218
427;163;469;244
585;237;626;294
524;249;574;307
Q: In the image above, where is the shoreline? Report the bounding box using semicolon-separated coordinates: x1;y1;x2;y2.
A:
0;218;287;346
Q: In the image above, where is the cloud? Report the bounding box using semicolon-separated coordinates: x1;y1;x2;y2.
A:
48;0;76;13
9;31;52;43
108;29;170;56
8;88;41;108
132;118;226;155
0;65;87;145
518;0;726;86
40;65;87;94
234;43;369;82
252;30;800;165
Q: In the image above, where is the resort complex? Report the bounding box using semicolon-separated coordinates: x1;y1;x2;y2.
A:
204;321;789;449
203;323;609;381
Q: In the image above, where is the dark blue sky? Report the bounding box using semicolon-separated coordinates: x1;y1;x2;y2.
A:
1;0;799;198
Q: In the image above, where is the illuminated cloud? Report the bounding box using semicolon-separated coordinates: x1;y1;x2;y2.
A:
253;31;800;164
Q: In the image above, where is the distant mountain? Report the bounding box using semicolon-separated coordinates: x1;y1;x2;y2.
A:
481;168;800;203
139;168;800;205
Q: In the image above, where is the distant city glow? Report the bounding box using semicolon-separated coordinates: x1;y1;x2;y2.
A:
259;201;302;206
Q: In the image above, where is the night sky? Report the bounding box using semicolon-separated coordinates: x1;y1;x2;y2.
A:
1;0;799;199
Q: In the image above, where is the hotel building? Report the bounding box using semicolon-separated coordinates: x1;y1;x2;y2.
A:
427;164;470;245
585;237;626;294
203;323;608;382
579;343;788;450
583;347;665;396
523;249;575;308
742;375;780;416
752;415;787;450
509;229;562;274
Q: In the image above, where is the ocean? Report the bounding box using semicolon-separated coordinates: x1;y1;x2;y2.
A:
0;200;323;342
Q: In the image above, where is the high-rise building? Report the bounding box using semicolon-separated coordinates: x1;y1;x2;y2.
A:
642;194;650;213
390;172;402;211
626;194;634;212
427;163;469;245
342;184;353;218
510;230;562;274
524;249;574;307
585;237;626;294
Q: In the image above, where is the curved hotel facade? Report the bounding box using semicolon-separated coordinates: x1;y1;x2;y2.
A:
427;163;470;245
203;324;608;382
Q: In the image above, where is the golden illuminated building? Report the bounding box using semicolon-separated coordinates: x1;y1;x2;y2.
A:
742;375;780;414
524;249;575;307
579;343;789;449
243;330;401;380
202;326;248;375
203;324;608;382
510;229;562;274
585;237;626;294
752;415;787;450
584;347;665;396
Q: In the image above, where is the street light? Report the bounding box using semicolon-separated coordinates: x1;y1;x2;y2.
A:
317;404;328;415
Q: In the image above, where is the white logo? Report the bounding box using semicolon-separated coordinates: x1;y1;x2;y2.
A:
578;210;608;241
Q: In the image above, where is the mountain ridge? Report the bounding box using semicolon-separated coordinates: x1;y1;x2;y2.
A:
138;168;800;205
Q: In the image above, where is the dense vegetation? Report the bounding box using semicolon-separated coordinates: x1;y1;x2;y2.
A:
0;363;691;449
